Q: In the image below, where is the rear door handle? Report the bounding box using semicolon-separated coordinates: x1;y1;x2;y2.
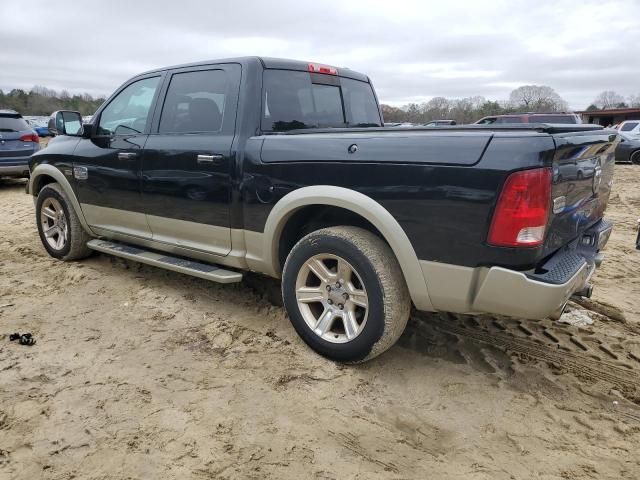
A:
197;154;223;165
118;152;138;161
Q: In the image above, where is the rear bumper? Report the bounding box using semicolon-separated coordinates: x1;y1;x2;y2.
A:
0;162;30;177
471;258;594;319
420;219;613;320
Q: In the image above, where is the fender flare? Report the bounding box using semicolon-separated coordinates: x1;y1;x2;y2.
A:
28;164;95;235
261;185;434;311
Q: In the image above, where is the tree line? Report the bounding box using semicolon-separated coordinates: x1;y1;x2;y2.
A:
2;83;638;124
0;86;105;116
381;86;640;124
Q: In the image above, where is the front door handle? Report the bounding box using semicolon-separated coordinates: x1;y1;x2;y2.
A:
118;152;138;161
197;154;223;165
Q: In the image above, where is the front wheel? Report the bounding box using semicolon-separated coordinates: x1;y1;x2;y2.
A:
282;226;411;362
36;183;92;261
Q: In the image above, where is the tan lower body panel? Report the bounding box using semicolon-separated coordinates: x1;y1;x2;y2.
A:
81;203;151;239
419;261;485;313
81;203;233;258
146;213;231;256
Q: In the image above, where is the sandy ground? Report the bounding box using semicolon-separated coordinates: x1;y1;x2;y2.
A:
1;166;639;480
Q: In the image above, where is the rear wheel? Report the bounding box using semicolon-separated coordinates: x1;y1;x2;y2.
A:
632;150;640;165
282;226;410;362
36;183;92;261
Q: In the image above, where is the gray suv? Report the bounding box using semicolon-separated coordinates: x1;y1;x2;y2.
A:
0;110;40;178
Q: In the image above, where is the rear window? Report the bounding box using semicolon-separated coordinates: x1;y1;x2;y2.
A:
621;122;639;131
0;115;30;132
530;115;577;124
261;70;381;132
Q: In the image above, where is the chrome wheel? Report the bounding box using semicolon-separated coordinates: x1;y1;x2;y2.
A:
295;254;369;343
40;197;68;251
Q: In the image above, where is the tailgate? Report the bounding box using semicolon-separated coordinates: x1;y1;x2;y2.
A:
0;131;31;159
544;130;616;255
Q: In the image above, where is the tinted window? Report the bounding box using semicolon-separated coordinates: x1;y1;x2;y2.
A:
0;115;30;132
531;115;577;124
621;122;639;131
97;76;160;136
159;69;227;133
476;117;496;124
495;116;524;124
262;70;381;132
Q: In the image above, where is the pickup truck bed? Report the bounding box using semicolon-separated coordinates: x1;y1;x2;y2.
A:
27;56;615;362
247;123;615;268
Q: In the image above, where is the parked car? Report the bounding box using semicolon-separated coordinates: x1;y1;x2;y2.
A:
27;57;614;362
424;120;456;127
0;110;40;178
26;117;50;137
617;120;640;136
475;113;582;124
615;132;640;164
384;122;416;127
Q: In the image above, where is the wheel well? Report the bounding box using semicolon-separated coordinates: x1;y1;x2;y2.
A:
277;205;385;271
32;174;56;195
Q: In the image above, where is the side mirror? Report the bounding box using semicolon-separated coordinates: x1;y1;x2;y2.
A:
48;110;83;137
82;123;94;139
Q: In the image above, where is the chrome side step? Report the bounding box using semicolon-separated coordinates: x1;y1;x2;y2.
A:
87;239;242;284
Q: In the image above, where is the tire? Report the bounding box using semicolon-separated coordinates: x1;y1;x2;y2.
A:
282;226;411;362
632;151;640;165
36;182;92;261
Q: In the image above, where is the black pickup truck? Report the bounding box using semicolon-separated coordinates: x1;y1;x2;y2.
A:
27;57;615;362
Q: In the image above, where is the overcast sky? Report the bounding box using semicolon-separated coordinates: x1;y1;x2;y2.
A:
1;0;639;110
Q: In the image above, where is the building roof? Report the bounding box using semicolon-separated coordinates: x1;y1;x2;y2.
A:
576;107;640;115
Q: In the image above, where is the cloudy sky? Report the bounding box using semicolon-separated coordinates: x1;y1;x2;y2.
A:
1;0;639;110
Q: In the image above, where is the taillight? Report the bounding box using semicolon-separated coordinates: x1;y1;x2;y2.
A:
488;168;552;247
308;63;337;75
20;133;40;143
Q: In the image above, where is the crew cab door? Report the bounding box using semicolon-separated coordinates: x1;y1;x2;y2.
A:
139;64;240;256
73;75;163;238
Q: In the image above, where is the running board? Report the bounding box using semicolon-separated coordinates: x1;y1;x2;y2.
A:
86;239;242;284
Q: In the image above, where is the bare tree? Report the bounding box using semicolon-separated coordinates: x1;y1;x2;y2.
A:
30;85;58;98
628;94;640;108
593;91;625;109
509;85;568;112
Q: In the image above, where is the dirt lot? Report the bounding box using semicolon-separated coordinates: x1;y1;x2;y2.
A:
1;166;639;479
